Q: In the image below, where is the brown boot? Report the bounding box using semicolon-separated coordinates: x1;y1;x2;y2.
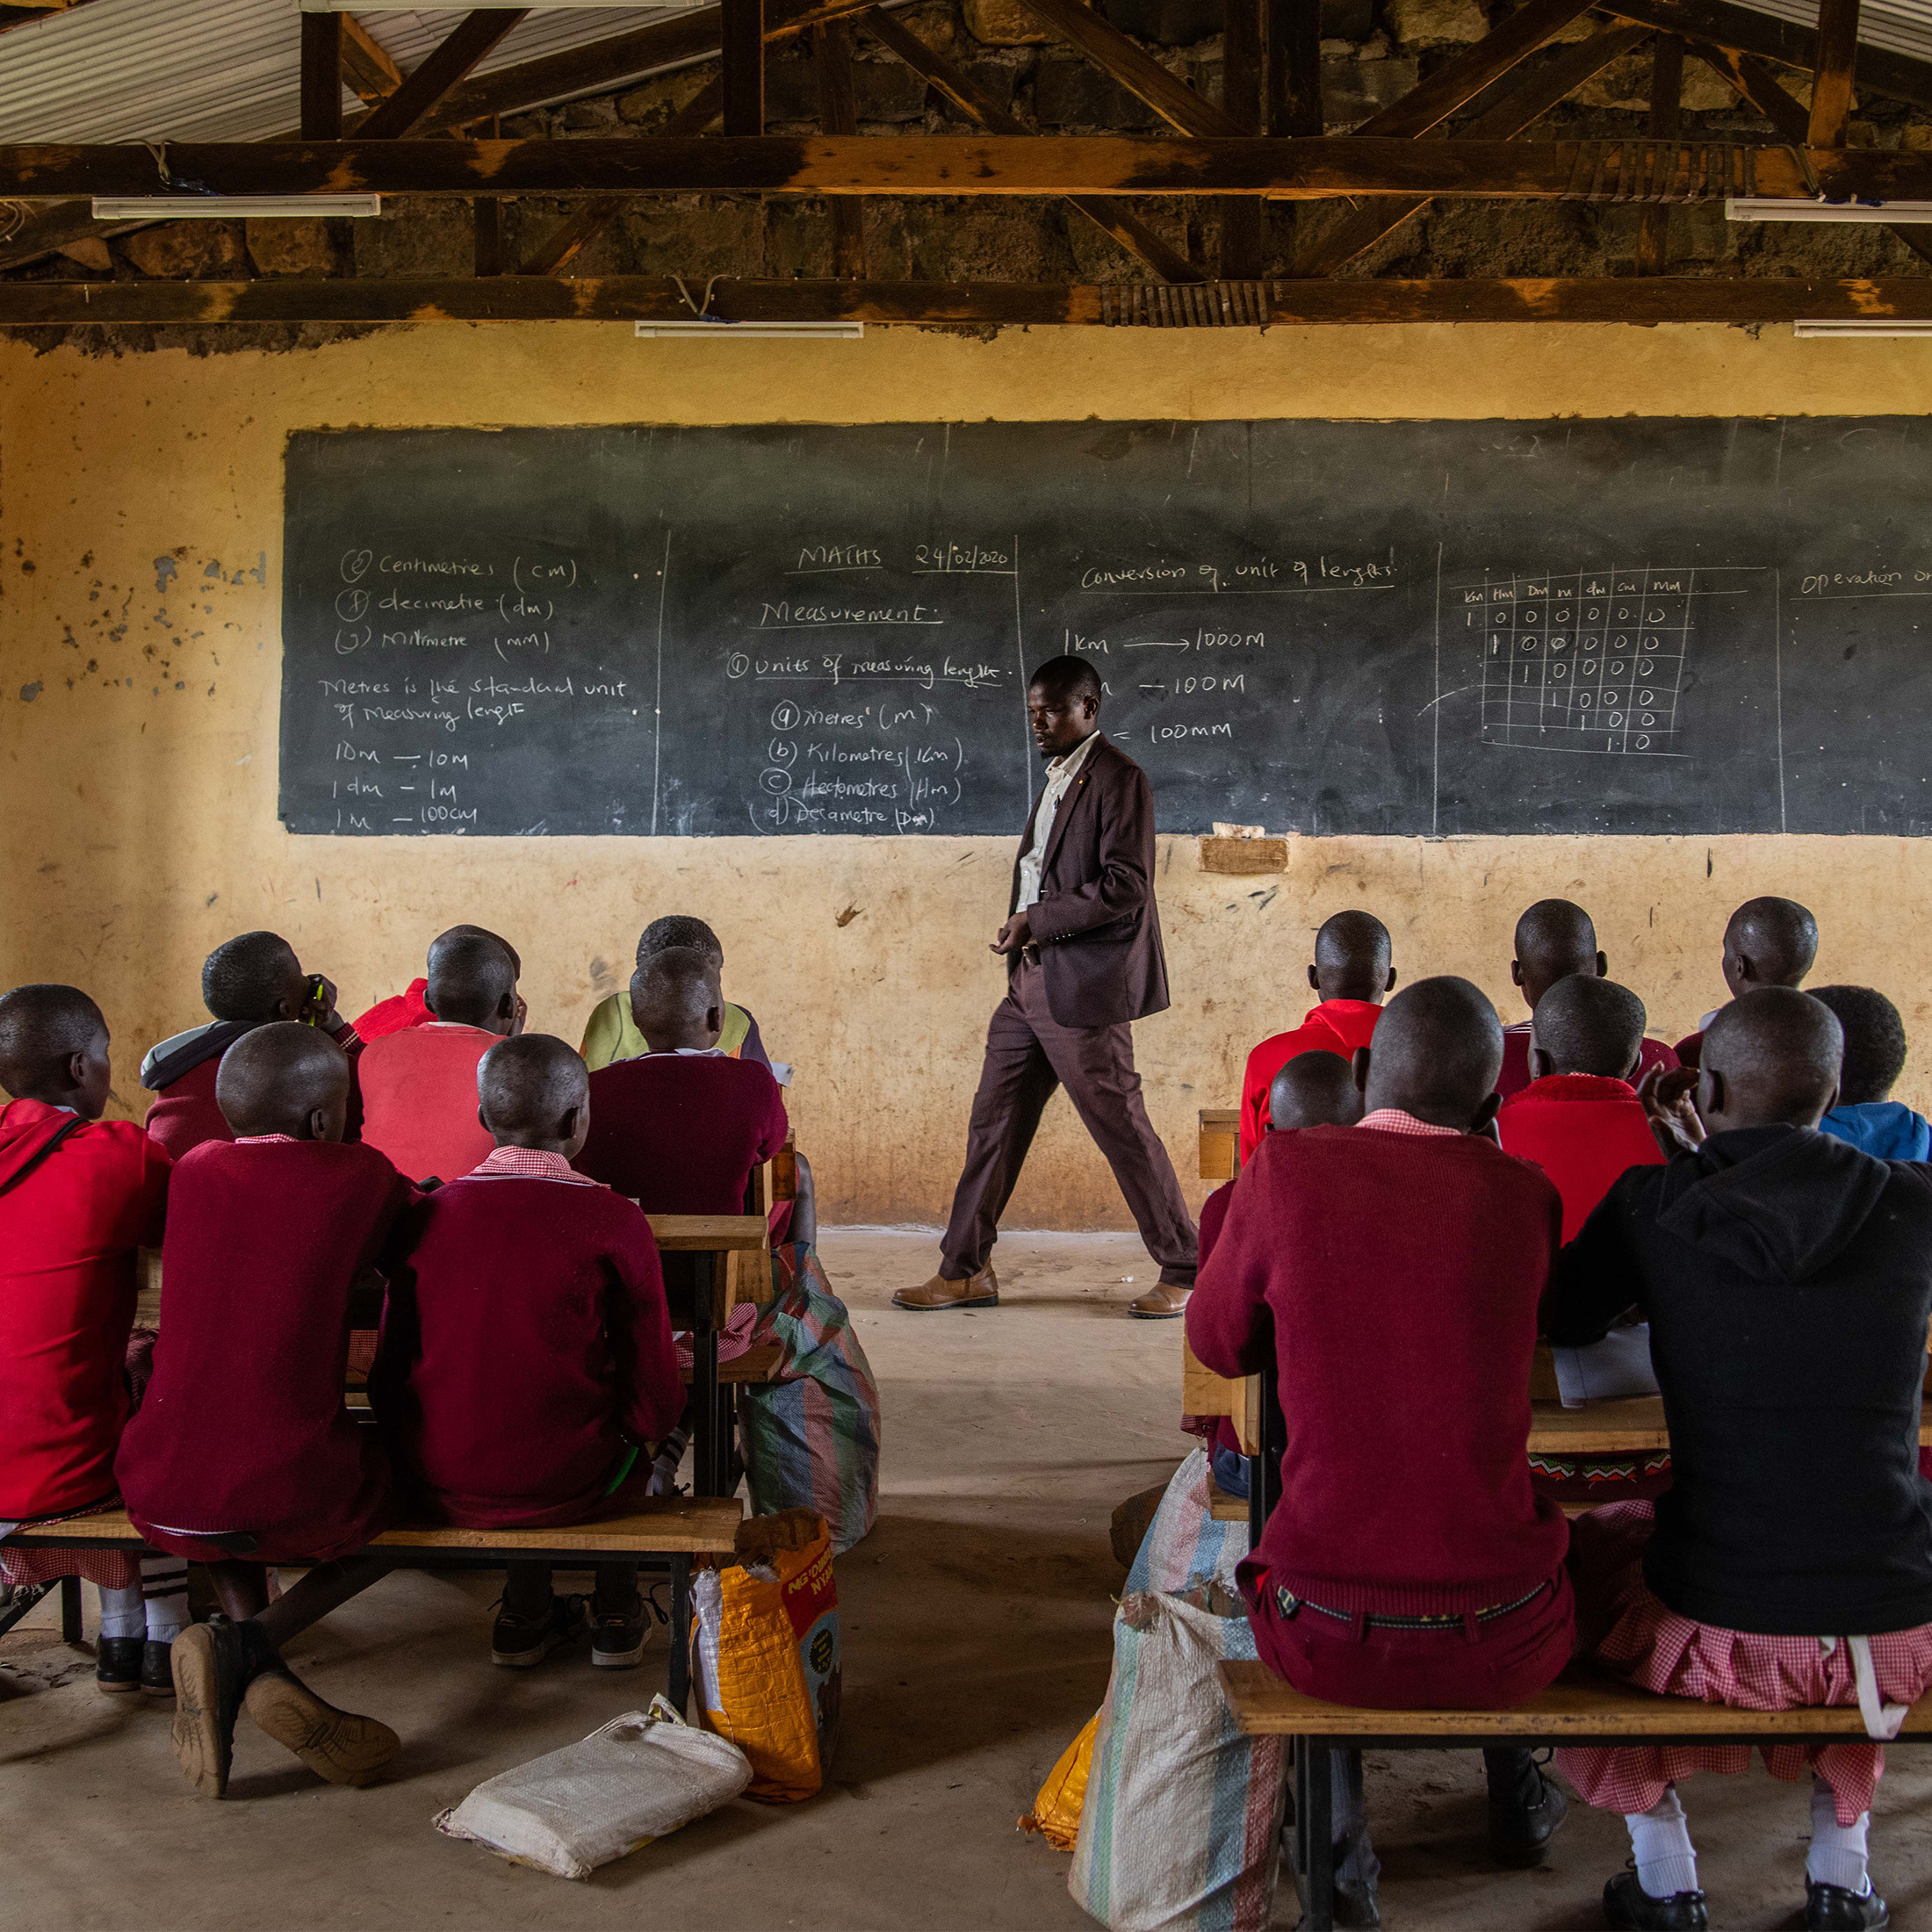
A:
1128;1283;1192;1320
892;1265;998;1311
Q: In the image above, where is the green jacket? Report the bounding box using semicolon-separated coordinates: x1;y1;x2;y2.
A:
579;991;753;1071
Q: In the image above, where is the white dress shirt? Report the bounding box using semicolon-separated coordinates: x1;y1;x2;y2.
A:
1017;731;1100;913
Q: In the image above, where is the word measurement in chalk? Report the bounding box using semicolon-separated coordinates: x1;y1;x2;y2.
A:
1461;567;1698;757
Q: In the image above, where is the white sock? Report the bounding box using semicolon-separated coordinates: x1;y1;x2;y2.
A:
96;1580;144;1641
1807;1777;1872;1896
1626;1786;1699;1900
141;1557;188;1644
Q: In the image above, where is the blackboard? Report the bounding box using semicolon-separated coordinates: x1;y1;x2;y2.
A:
278;417;1932;838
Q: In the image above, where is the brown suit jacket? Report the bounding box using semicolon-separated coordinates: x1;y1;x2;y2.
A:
1009;733;1171;1029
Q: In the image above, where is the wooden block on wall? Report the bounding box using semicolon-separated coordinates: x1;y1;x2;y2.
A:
1200;835;1289;876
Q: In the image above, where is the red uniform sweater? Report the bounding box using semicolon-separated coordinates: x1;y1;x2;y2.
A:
0;1103;169;1520
352;977;431;1042
357;1022;498;1184
575;1053;788;1212
372;1157;683;1528
1495;1026;1678;1103
145;1027;364;1161
1237;999;1381;1164
116;1138;412;1562
1186;1122;1568;1614
1496;1072;1664;1243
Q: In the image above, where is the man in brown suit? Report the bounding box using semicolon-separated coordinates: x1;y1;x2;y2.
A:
895;655;1198;1320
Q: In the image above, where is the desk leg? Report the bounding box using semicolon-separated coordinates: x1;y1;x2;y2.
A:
669;1554;691;1716
1303;1735;1334;1932
693;1254;720;1499
61;1573;83;1644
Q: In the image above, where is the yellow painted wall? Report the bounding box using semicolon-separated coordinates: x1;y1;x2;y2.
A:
4;320;1931;1231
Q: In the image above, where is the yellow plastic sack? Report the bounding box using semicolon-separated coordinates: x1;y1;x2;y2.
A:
691;1510;840;1805
1019;1714;1099;1851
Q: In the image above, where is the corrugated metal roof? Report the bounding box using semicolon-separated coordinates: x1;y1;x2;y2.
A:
1745;0;1932;66
0;0;703;145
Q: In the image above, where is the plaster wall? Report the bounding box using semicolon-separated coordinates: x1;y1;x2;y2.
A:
3;320;1929;1228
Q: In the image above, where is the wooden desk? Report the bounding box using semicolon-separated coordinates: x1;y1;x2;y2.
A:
1199;1108;1240;1183
650;1214;768;1500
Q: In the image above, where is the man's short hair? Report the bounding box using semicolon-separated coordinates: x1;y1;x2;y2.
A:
201;931;299;1023
1514;898;1597;974
1532;975;1646;1079
0;984;104;1098
1727;896;1819;986
479;1034;587;1136
637;916;724;969
1027;654;1103;710
427;933;515;1028
631;946;720;1030
1807;985;1907;1106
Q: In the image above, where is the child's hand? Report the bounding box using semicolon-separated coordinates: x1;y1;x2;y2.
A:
510;993;529;1037
303;974;343;1032
1638;1064;1705;1157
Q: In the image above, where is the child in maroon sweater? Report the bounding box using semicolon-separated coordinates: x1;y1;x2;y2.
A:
1189;977;1573;1908
141;930;363;1161
118;1025;410;1800
576;948;788;1211
374;1034;682;1671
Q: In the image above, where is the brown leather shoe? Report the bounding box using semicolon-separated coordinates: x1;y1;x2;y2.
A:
1128;1283;1192;1319
892;1265;998;1310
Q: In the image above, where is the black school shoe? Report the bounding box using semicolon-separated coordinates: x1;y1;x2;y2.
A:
1603;1869;1710;1930
590;1597;651;1670
490;1592;589;1669
1486;1747;1569;1867
95;1635;144;1695
1807;1880;1890;1929
141;1638;176;1700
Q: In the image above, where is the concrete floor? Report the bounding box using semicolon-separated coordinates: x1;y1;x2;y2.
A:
5;1228;1932;1931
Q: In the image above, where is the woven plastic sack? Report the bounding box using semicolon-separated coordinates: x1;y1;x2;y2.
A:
1020;1713;1099;1851
739;1243;881;1555
1070;1585;1288;1932
692;1508;840;1803
1125;1448;1248;1598
434;1695;751;1879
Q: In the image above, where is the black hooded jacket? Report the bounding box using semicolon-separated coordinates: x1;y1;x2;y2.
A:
1546;1124;1932;1636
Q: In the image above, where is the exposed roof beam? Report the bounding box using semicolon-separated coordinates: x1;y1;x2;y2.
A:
1640;35;1684;272
1809;0;1860;146
340;14;407;105
721;0;766;135
1608;0;1932;112
359;9;530;139
301;12;345;141
859;4;1208;284
7;274;1932;327
0;135;1907;201
1012;0;1240;136
1291;25;1652;274
816;17;865;278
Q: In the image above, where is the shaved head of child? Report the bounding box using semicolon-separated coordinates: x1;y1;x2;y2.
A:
1358;976;1503;1133
637;916;724;972
631;947;724;1053
0;983;112;1118
1808;985;1908;1107
201;932;310;1025
1530;975;1647;1082
430;924;521;979
1309;910;1395;1004
477;1034;588;1157
1268;1049;1364;1131
1510;898;1607;1014
424;933;518;1034
1721;896;1818;999
1699;987;1842;1131
216;1023;351;1142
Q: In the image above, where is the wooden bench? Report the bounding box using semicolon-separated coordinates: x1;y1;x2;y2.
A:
3;1496;743;1714
1219;1659;1932;1932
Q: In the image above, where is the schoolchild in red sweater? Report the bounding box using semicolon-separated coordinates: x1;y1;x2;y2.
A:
374;1034;682;1670
1672;895;1817;1071
119;1025;409;1800
0;984;181;1698
575;948;789;1212
1496;899;1678;1101
357;932;519;1184
141;930;363;1161
350;924;524;1042
1236;910;1393;1164
1190;977;1573;1911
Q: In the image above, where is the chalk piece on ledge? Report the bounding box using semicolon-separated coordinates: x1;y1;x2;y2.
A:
1200;835;1287;876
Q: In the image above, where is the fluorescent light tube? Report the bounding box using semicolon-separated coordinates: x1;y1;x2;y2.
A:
634;320;864;340
1727;196;1932;223
91;194;382;220
1792;318;1932;337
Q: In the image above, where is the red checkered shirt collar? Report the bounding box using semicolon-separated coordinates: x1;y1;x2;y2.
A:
1357;1108;1463;1138
465;1145;600;1186
232;1133;299;1144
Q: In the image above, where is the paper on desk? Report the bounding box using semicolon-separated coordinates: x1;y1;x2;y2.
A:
769;1060;793;1088
1553;1325;1660;1409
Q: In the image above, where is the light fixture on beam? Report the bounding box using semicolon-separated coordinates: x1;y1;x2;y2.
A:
633;319;864;340
1727;197;1932;224
1792;318;1932;337
90;194;382;220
